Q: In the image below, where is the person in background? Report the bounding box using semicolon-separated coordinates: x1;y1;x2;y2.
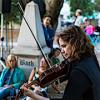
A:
27;60;48;85
38;57;48;76
28;67;37;84
42;14;55;50
85;18;95;38
95;18;100;33
74;9;84;28
20;25;100;100
26;57;49;100
48;48;61;94
84;18;96;45
26;48;61;100
48;48;61;66
0;54;25;99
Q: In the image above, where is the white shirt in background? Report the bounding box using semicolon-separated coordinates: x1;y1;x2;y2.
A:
74;16;83;26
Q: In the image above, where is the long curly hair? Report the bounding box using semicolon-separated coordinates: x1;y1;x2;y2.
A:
56;25;94;60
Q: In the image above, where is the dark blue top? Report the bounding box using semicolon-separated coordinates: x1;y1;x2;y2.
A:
42;25;55;49
51;54;100;100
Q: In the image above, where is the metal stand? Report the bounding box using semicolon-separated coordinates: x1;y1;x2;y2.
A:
0;13;4;61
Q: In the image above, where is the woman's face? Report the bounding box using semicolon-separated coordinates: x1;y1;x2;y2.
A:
7;57;16;69
54;50;61;57
75;11;79;17
59;38;72;60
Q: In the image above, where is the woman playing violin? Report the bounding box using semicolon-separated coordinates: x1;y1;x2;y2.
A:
20;25;100;100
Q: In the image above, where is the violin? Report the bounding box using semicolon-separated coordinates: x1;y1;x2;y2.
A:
15;60;70;100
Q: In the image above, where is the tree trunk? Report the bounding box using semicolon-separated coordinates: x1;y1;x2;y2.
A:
44;0;64;28
19;0;64;29
19;0;31;9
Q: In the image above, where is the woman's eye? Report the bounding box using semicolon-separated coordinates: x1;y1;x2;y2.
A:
62;45;66;48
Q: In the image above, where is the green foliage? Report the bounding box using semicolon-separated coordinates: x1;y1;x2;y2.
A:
10;0;22;23
8;0;99;24
6;0;22;24
68;0;95;16
95;0;100;11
